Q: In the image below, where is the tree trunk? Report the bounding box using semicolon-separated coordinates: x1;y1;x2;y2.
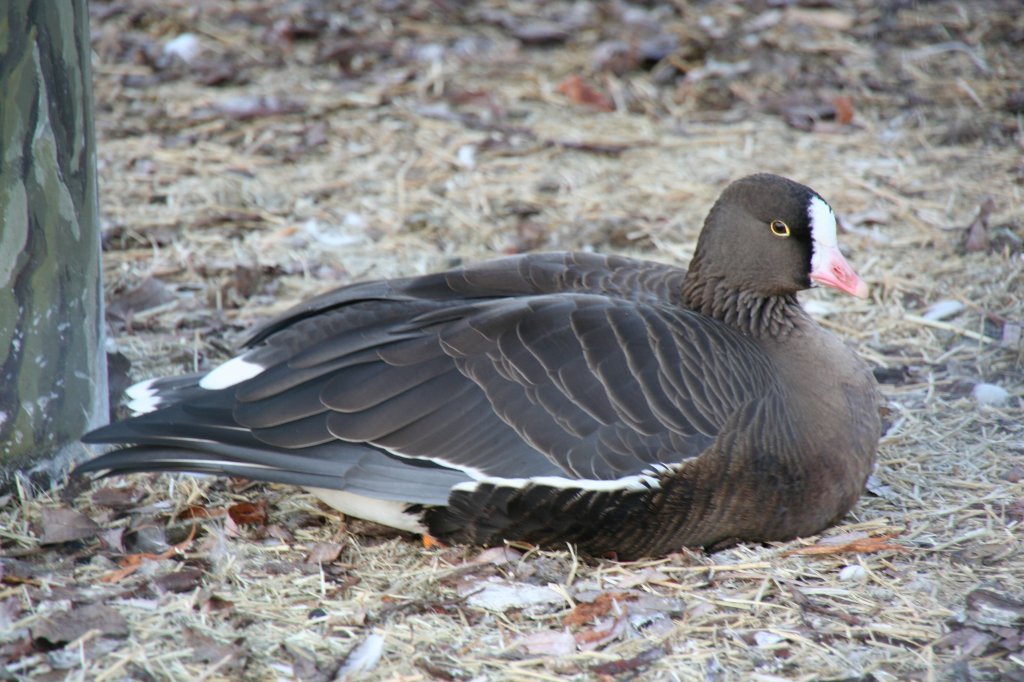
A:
0;0;106;490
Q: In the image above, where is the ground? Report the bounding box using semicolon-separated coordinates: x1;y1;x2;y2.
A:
2;1;1024;680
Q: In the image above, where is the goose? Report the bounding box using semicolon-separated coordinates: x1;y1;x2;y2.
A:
77;173;881;559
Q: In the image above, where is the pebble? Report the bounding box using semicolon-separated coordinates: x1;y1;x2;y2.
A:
973;383;1009;407
922;299;965;321
163;33;201;63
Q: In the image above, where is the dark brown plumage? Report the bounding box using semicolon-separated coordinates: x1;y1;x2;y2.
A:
77;173;881;559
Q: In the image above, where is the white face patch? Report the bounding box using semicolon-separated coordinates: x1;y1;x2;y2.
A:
198;355;266;390
807;195;839;279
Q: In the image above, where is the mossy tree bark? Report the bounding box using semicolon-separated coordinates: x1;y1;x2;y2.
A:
0;0;106;490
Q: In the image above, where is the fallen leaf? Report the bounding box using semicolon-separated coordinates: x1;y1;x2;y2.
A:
563;592;634;627
32;603;128;646
472;546;523;565
461;578;564;611
575;615;627;649
39;507;101;545
590;646;668;676
966;589;1024;628
228;500;268;527
184;626;247;673
783;532;907;556
106;277;175;322
833;95;855;124
556;74;614;112
305;541;343;565
514;630;576;656
91;485;144;510
101;523;196;583
592;40;638;75
962;198;995;253
154;565;204;593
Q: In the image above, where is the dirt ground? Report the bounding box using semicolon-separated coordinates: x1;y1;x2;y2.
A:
3;1;1024;679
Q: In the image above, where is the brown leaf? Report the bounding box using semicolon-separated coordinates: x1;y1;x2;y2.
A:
184;626;247;672
305;541;343;565
91;485;144;510
591;645;668;676
32;603;128;645
101;523;196;583
563;592;634;627
963;198;995;253
783;532;907;557
556;74;614;112
228;500;268;527
39;507;101;545
177;503;219;520
515;630;576;656
833;95;855;124
966;589;1024;628
592;40;638;75
154;566;204;593
106;277;175;322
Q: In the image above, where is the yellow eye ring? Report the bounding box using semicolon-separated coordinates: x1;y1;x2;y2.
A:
770;219;790;237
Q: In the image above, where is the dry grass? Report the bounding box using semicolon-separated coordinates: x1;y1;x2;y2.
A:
3;1;1023;680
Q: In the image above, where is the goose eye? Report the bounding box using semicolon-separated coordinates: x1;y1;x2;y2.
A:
770;219;790;237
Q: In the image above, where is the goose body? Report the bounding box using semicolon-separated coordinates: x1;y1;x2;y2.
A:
78;174;881;559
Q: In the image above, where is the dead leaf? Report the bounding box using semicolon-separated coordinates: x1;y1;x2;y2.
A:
556;74;614;112
966;589;1024;628
515;630;576;656
184;626;247;673
154;565;205;593
305;541;343;565
91;485;144;510
228;500;268;527
177;504;219;521
592;40;638;75
963;198;995;253
32;603;128;646
563;592;634;627
783;532;907;556
98;528;126;553
105;277;175;322
833;95;855;124
101;523;196;583
591;645;668;676
39;507;101;545
575;615;627;649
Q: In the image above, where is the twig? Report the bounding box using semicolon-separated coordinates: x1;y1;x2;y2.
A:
903;314;999;346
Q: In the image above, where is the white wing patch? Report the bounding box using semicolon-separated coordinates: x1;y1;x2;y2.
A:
199;355;266;390
125;378;161;415
807;195;839;278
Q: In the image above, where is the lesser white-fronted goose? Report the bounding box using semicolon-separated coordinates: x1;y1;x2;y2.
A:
77;173;881;559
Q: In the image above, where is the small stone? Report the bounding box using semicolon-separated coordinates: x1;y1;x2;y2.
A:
839;564;867;582
922;299;965;321
973;383;1009;407
164;34;201;63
